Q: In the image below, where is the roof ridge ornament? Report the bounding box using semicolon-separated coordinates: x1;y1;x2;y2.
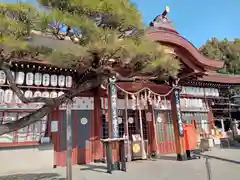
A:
149;6;176;32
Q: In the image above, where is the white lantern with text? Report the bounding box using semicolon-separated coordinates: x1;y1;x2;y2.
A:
26;72;34;86
15;71;25;85
50;74;58;87
65;76;73;88
34;91;42;97
42;74;50;86
0;70;6;85
42;91;50;98
50;91;58;98
24;90;33;98
34;73;42;86
58;75;65;87
4;89;13;104
0;89;4;103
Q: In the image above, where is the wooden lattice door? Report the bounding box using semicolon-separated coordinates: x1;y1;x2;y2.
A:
155;110;176;154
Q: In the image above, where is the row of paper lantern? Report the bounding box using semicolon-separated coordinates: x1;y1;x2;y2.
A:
180;98;209;110
0;70;73;88
181;86;219;97
0;89;65;103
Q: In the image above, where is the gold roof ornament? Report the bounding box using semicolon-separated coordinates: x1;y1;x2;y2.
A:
162;6;170;17
166;6;170;13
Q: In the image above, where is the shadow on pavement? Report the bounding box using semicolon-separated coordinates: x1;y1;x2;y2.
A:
157;156;177;161
80;164;108;174
0;173;65;180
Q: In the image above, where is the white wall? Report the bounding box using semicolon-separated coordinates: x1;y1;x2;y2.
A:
0;144;54;175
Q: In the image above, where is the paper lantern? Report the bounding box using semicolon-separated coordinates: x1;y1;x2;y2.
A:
58;91;64;97
26;72;34;86
4;89;13;103
58;75;65;87
24;90;33;98
15;71;25;85
42;74;50;86
0;70;6;84
0;89;4;103
34;73;42;86
42;91;50;98
50;75;58;87
50;91;58;98
34;91;42;97
65;76;73;88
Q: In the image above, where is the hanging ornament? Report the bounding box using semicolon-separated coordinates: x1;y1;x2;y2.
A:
156;96;161;108
148;95;152;105
157;114;163;123
118;117;123;124
140;94;145;105
131;94;136;110
136;95;140;107
128;117;134;124
153;95;157;108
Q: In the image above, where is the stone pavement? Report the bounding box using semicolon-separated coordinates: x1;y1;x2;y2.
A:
0;148;239;180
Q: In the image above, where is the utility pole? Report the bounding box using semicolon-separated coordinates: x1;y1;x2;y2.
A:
66;102;72;180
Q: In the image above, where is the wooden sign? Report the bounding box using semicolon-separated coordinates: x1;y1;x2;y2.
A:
174;89;184;136
109;77;119;138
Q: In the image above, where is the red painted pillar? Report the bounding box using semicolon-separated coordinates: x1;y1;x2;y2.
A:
93;88;103;160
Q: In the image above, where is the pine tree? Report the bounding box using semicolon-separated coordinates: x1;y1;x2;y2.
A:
0;1;180;135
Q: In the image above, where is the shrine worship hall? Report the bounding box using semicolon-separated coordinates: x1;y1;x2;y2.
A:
1;7;240;172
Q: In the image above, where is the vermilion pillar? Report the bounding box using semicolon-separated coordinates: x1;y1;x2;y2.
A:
93;88;103;161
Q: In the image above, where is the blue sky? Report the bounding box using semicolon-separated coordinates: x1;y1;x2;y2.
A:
2;0;240;47
131;0;240;47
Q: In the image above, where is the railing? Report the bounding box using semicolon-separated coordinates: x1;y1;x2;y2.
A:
192;151;240;180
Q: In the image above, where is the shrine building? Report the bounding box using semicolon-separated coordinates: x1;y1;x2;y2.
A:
0;7;240;173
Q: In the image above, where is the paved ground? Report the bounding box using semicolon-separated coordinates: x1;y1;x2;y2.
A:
0;148;239;180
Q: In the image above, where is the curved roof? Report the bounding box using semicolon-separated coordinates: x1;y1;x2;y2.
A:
200;72;240;84
147;28;224;71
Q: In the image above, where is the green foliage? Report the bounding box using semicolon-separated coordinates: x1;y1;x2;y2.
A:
200;37;240;74
1;0;180;79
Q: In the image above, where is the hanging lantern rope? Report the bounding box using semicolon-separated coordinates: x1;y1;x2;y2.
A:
114;83;175;97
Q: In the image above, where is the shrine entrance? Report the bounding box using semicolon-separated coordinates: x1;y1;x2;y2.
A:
101;108;149;160
155;110;176;154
